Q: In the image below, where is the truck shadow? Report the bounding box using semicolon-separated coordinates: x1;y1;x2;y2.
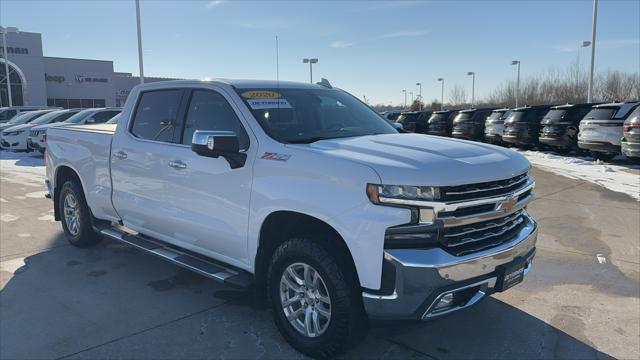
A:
0;238;615;360
0;150;45;166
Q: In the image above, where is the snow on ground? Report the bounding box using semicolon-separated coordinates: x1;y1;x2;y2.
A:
0;151;46;188
517;150;640;201
1;149;639;201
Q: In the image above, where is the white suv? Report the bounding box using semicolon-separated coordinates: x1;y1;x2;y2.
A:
578;102;640;161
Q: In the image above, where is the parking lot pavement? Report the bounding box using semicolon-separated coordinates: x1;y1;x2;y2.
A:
1;153;638;359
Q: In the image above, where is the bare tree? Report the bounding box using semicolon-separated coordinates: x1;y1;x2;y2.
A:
448;85;467;106
409;99;425;111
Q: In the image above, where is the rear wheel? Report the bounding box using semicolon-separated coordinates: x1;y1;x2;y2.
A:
591;151;616;162
268;237;367;359
58;181;101;247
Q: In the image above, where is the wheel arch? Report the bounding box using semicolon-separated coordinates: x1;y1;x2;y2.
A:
254;210;361;300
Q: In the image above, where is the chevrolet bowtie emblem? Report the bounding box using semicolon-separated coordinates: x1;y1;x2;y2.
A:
498;195;518;212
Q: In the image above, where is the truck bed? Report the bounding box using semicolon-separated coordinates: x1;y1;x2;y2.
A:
46;123;120;222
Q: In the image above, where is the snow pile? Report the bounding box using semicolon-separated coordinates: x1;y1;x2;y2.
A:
518;150;640;201
0;152;46;188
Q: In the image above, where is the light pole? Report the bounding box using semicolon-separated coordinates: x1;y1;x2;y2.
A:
302;58;318;83
511;60;521;107
416;82;422;110
402;89;407;109
135;0;144;84
410;91;414;105
467;72;475;107
1;26;19;107
587;0;598;103
437;78;445;110
577;41;591;97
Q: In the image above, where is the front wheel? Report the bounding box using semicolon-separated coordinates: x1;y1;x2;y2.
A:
268;238;367;359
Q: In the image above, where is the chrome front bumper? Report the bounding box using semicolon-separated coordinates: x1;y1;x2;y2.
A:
362;213;537;320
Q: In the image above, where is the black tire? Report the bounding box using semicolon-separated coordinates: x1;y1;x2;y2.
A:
38;148;45;155
267;237;368;359
591;151;615;162
626;156;640;164
553;147;572;155
58;180;101;247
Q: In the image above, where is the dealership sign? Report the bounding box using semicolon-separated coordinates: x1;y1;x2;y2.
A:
75;74;108;83
45;73;65;83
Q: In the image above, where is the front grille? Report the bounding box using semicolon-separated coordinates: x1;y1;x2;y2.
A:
30;130;41;136
441;172;529;202
442;211;528;256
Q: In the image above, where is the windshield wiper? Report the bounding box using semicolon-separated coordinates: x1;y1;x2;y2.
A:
286;136;334;144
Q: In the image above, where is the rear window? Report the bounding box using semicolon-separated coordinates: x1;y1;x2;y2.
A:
543;109;567;121
487;110;508;121
131;90;183;143
397;113;420;123
453;112;474;123
614;104;640;119
584;107;617;120
428;113;449;123
505;111;528;123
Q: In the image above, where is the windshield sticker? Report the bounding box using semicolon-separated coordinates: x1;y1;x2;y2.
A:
247;98;292;110
241;91;281;99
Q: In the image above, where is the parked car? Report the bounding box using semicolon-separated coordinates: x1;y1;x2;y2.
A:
381;110;402;122
105;113;121;124
395;110;432;133
538;103;597;154
451;108;494;141
27;108;122;153
426;110;458;137
621;106;640;163
502;105;553;148
0;106;58;124
46;79;537;358
1;109;81;152
0;110;55;149
578;101;640;161
484;108;512;144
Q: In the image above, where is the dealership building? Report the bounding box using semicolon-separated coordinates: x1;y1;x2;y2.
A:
0;29;178;108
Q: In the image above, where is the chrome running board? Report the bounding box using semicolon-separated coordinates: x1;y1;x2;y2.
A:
101;227;253;289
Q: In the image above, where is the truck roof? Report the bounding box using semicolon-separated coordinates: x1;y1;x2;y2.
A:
132;79;333;91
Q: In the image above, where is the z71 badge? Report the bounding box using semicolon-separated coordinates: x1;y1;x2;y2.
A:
261;152;291;161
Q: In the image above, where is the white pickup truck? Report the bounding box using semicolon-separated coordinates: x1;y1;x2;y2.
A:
46;79;537;358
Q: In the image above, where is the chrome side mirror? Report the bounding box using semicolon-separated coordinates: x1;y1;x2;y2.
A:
191;130;246;169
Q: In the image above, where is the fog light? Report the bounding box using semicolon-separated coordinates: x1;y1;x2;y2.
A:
433;293;454;311
419;208;435;223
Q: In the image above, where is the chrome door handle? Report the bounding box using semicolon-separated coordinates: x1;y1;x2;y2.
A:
168;160;187;169
112;151;127;160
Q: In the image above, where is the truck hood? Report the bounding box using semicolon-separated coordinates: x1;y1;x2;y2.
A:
296;133;530;186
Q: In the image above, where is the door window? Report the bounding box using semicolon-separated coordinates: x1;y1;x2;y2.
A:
182;90;249;149
130;90;183;143
90;110;121;123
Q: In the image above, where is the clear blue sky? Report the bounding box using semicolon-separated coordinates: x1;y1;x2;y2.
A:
2;0;639;105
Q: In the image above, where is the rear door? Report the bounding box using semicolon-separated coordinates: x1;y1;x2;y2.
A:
111;89;187;242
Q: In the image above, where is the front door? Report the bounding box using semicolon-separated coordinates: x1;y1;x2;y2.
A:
156;88;254;266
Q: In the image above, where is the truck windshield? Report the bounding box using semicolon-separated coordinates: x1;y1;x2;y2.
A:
236;88;396;143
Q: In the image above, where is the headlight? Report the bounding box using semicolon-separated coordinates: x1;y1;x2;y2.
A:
367;184;440;205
